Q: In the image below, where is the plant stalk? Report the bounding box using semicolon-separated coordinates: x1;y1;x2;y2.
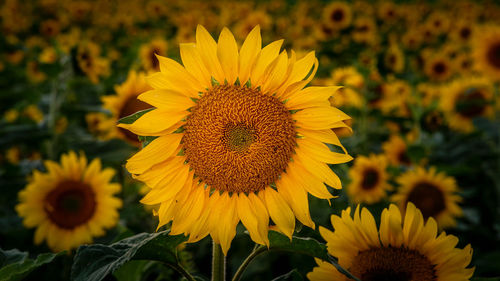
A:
211;242;226;281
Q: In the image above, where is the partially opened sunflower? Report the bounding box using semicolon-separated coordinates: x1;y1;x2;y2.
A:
120;25;352;254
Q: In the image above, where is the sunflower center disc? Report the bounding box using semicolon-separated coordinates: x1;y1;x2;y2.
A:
487;42;500;68
44;180;96;229
350;247;436;281
361;168;379;190
406;182;446;220
183;85;296;193
456;89;487;118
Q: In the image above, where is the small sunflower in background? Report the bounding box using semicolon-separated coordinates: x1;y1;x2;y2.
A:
120;25;352;254
101;71;153;146
424;55;453;82
347;154;391;204
382;134;412;167
424;12;450;36
392;167;462;229
16;151;122;252
451;20;474;44
384;43;405;73
307;203;474;281
327;66;364;108
440;76;494;133
352;17;378;45
473;25;500;80
379;79;412;117
139;38;168;72
322;2;352;31
76;41;110;84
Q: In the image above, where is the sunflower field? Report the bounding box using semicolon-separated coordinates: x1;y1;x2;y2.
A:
1;0;500;280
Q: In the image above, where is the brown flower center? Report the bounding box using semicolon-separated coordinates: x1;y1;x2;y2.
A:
459;27;471;40
350;247;436;281
119;97;152;143
432;62;446;75
398;150;411;165
44;180;96;229
361;168;380;190
150;48;161;70
455;88;487;118
183;85;296;193
486;42;500;69
331;9;345;22
406;182;445;220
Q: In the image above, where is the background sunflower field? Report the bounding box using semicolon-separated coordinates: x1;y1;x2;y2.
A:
1;0;499;280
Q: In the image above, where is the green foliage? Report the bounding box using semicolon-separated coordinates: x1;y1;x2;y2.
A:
71;230;188;281
0;248;63;281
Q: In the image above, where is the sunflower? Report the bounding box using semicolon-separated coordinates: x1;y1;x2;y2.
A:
391;167;463;229
139;38;168;72
76;41;110;84
15;151;122;252
347;154;390;204
473;25;500;80
327;67;364;108
352;17;377;45
101;71;153;145
440;76;494;133
382;134;412;167
384;43;405;73
119;25;352;254
307;203;474;281
424;55;453;82
322;2;352;31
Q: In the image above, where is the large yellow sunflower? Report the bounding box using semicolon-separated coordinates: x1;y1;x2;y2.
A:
119;25;352;254
307;203;474;281
473;25;500;80
101;71;153;146
440;76;494;133
347;154;391;204
16;151;122;252
392;167;463;229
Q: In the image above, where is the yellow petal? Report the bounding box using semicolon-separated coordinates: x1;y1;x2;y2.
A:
250;39;283;87
180;43;212;88
287;160;334;199
237;194;266;245
156;55;205;93
248;193;270;246
261;188;295;239
260;51;289;94
286;51;317;85
238;25;261;85
294;106;351;130
277;173;315;228
126;134;183;174
138;89;195;111
217;27;239;84
296;138;352;164
286;86;341;110
293;150;342;189
139;165;190;205
296;128;346;153
118;109;187;136
196;25;225;84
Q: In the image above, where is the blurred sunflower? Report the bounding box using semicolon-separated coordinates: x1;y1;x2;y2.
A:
424;55;453;82
16;151;122;252
327;67;364;108
382;134;411;167
392;167;462;229
120;25;352;254
101;71;153;146
440;77;494;133
473;25;500;80
322;2;352;31
352;17;378;45
451;20;474;44
424;12;450;36
347;154;391;204
139;38;168;72
77;41;110;84
384;43;405;73
307;203;474;281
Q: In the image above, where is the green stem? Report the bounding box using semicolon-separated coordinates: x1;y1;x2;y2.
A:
165;262;197;281
232;244;267;281
211;242;226;281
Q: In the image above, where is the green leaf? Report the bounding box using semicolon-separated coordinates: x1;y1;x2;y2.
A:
113;260;153;281
71;230;187;281
117;108;154;124
270;269;303;281
268;231;329;260
0;248;63;281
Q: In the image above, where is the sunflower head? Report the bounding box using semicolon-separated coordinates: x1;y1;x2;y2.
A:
119;25;352;254
347;154;391;204
16;151;122;252
473;25;500;80
307;203;474;281
392;166;462;229
382;134;412;167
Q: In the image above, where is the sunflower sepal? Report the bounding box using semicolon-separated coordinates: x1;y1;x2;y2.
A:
117;108;154;125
